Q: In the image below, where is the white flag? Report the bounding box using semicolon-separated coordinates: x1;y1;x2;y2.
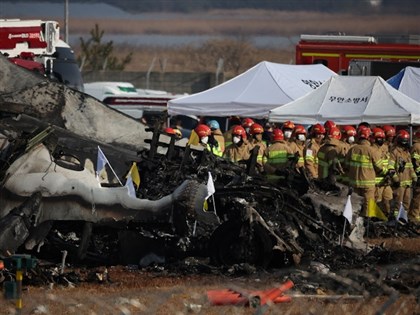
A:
96;146;109;180
343;195;353;224
396;202;408;223
125;173;136;199
206;172;216;200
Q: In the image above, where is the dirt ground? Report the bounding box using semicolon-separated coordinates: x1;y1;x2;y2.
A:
1;237;418;315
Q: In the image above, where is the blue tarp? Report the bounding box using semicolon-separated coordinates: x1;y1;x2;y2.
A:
387;68;405;89
387;67;420;103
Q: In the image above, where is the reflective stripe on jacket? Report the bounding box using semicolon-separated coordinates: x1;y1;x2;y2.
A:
389;145;417;187
345;139;385;188
304;138;320;178
264;141;292;169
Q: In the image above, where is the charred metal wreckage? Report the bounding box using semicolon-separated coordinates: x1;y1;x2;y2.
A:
0;55;419;297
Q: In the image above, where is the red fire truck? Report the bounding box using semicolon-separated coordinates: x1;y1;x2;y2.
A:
295;34;420;78
0;19;84;91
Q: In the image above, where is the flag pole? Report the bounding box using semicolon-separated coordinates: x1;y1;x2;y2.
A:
341;219;347;247
211;194;221;223
211;194;218;216
341;187;353;247
107;162;123;186
389;201;404;259
97;146;123;186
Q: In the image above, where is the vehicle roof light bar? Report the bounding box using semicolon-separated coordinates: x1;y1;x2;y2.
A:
300;34;377;44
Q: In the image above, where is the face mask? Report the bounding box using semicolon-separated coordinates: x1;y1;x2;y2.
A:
347;136;355;144
245;127;250;134
284;130;292;139
297;134;306;141
201;136;208;144
376;138;384;146
399;140;409;147
233;136;241;144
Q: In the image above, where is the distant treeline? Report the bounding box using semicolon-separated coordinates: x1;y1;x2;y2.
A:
41;0;420;14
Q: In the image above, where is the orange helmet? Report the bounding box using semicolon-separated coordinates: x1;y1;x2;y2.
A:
294;125;307;135
311;123;326;135
357;123;371;134
382;125;396;138
164;127;176;135
396;129;410;141
372;127;385;139
173;128;182;139
342;125;357;137
272;128;284;141
194;124;211;138
250;123;264;135
324;120;336;132
329;126;341;140
358;126;371;140
242;118;255;128
232;125;247;140
282;120;295;130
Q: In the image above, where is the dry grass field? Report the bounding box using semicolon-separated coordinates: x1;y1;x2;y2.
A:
1;236;419;315
66;10;420;73
68;10;420;36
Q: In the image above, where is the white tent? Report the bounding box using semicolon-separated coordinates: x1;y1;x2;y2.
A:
387;66;420;103
167;61;336;118
269;76;420;125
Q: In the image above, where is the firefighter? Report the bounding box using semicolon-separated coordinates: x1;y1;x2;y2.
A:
317;126;346;183
262;122;274;145
372;127;393;217
242;117;255;141
164;127;176;135
288;125;307;171
345;126;386;216
207;120;225;153
304;123;325;179
281;120;295;141
194;124;223;157
388;130;417;219
409;129;420;223
341;125;357;150
338;125;357;183
164;127;182;140
248;123;267;172
223;125;251;163
383;125;396;150
263;129;293;181
323;120;336;136
223;116;242;148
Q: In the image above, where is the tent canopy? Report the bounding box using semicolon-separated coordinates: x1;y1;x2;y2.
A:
387;66;420;103
168;61;336;118
269;76;420;125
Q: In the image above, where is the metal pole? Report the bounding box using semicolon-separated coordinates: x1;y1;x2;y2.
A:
146;56;156;90
216;58;224;86
64;0;69;43
340;219;347;247
16;269;23;314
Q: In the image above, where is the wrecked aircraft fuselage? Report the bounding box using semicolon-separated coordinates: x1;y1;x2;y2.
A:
0;54;379;270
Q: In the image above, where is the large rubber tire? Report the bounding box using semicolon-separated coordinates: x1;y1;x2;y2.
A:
171;180;209;235
208;220;273;268
183;181;208;217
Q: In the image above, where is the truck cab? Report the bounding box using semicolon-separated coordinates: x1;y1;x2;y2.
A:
0;19;84;92
296;34;420;75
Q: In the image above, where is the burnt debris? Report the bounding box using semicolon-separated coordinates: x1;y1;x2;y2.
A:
0;57;419;298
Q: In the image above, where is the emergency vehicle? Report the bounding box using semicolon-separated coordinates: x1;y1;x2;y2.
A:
295;34;420;78
0;19;84;91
